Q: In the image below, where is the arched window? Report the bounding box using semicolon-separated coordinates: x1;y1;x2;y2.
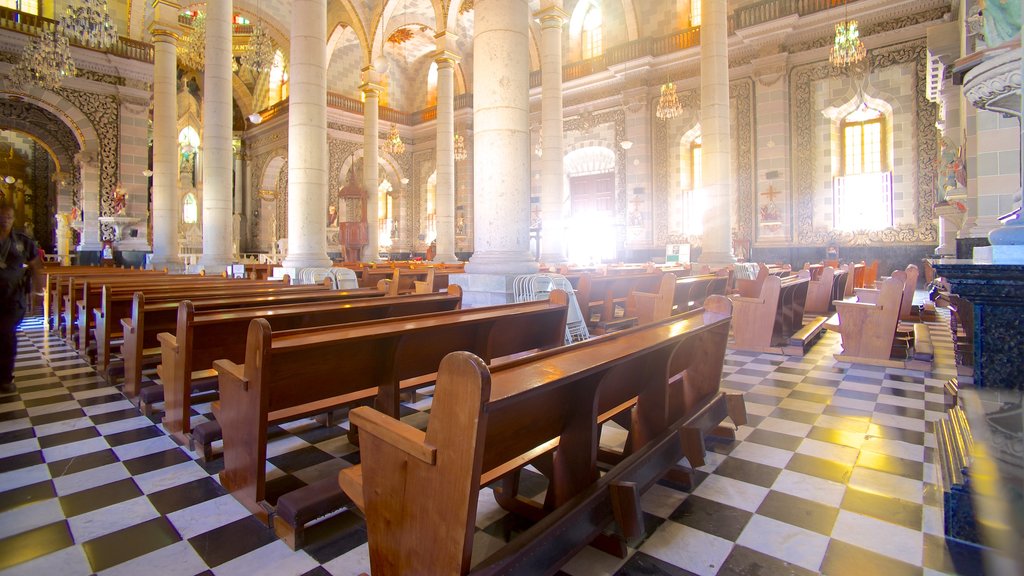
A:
268;50;289;105
1;1;39;15
426;61;438;108
676;131;704;237
690;0;701;26
183;193;198;224
581;3;602;60
834;102;892;231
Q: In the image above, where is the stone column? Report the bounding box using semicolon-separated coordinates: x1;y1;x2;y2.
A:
537;4;568;264
362;77;382;262
433;35;459;263
76;159;102;252
465;0;538;275
199;0;234;270
281;0;332;269
148;4;181;269
233;143;244;255
697;0;735;265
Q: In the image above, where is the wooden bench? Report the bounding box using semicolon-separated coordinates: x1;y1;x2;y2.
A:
802;266;836;314
375;267;435;296
828;273;930;369
85;280;330;366
333;297;743;573
214;293;569;519
68;275;284;350
117;287;383;397
575;271;666;334
157;286;464;449
627;273;723;324
731;275;827;355
47;268;167;334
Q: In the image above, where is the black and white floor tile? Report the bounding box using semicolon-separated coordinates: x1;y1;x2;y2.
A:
0;310;982;575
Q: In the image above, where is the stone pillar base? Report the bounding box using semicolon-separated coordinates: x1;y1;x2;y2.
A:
282;254;333;270
464;251;539;276
149;257;185;273
698;251;737;268
448;273;525;308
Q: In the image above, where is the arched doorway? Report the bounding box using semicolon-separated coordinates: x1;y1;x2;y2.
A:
564;145;616;263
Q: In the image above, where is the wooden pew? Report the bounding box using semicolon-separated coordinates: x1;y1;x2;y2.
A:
575;271;666;334
897;264;919;321
80;278;324;361
214;293;569;518
157;286;463;447
801;266;836;314
829;273;927;368
735;263;770;298
334;298;742;573
627;273;722;324
731;275;826;355
117;287;383;397
376;267;435;296
66;274;259;348
48;268;166;333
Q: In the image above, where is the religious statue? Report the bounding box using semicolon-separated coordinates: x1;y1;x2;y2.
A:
327;203;340;227
978;0;1022;46
111;185;127;216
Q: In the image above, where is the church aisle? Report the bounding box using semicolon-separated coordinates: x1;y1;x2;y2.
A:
0;313;975;575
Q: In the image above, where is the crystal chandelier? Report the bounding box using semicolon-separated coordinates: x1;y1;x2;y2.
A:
453;133;468;161
383;123;405;155
829;20;866;68
179;11;206;71
656;82;683;120
240;21;274;73
8;30;77;91
58;0;118;50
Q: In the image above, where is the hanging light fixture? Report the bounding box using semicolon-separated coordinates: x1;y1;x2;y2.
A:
383;123;405;155
179;11;206;71
829;1;866;69
8;30;77;91
656;81;683;120
453;133;468;161
241;0;274;73
58;0;118;50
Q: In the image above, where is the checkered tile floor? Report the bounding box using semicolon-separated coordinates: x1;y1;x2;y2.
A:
0;310;981;575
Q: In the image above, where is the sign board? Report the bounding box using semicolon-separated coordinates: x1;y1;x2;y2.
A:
665;243;691;264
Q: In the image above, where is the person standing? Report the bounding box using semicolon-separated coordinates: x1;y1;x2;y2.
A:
0;201;44;395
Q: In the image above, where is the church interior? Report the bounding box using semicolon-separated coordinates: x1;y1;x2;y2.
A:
0;0;1022;574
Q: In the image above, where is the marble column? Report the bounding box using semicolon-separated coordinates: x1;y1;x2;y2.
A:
362;77;382;262
465;0;538;275
76;160;102;252
282;0;331;269
199;0;234;270
233;144;244;255
147;6;181;269
697;0;735;265
433;37;459;263
537;4;568;264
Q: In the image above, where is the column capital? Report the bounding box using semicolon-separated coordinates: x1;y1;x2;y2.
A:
150;1;184;38
534;6;569;28
360;82;384;97
433;50;461;67
433;30;460;53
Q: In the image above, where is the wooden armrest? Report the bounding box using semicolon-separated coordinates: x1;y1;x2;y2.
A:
213;359;247;388
338;466;365;510
728;295;765;304
120;318;134;333
853;288;881;302
348;406;436;465
156;332;177;350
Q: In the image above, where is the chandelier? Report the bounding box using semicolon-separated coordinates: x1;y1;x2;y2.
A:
58;0;118;50
453;133;468;161
656;82;683;120
829;20;866;68
383;123;405;155
240;22;274;73
8;30;77;91
179;11;206;71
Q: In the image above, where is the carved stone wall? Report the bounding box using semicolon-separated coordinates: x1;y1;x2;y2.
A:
790;41;938;246
652;80;754;249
